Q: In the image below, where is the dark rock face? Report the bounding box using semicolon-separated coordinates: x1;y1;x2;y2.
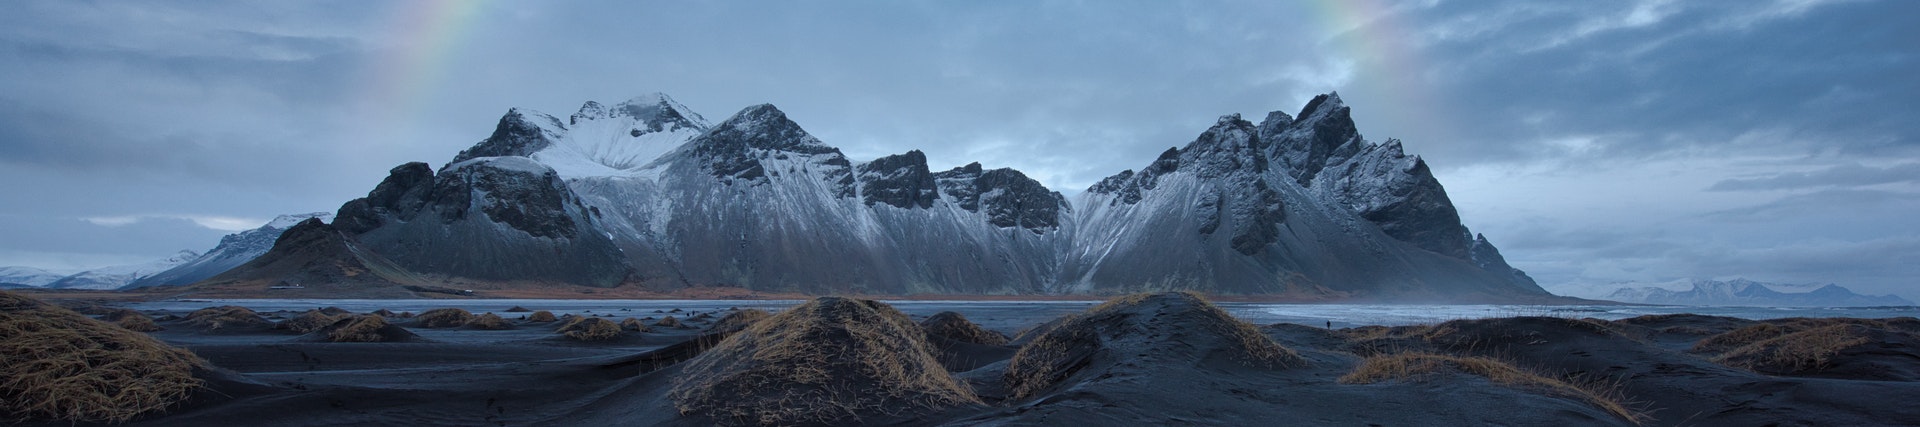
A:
858;150;937;209
687;104;854;196
1088;147;1182;206
448;109;564;165
334;157;630;287
435;160;578;239
1469;234;1541;290
336;162;435;234
1318;140;1473;259
1265;93;1363;186
934;163;1066;232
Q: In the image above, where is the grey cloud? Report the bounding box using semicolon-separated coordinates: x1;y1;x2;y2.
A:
1707;163;1920;191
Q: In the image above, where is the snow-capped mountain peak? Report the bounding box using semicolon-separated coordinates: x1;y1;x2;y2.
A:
266;212;334;229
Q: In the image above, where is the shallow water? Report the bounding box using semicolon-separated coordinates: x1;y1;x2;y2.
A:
123;298;1920;329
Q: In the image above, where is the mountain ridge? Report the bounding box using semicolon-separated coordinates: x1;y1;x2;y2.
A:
201;92;1555;301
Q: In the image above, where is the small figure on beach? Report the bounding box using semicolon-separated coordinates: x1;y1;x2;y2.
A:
1326;320;1332;329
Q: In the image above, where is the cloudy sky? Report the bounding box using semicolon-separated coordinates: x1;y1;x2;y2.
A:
2;0;1915;299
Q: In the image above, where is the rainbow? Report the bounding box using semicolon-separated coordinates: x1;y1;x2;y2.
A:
359;0;488;130
1303;0;1449;143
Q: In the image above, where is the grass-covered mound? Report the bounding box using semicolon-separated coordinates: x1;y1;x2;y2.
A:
709;309;772;335
1340;352;1644;424
505;306;533;313
920;311;1008;346
556;317;622;341
655;315;682;328
277;309;345;334
619;317;652;332
370;308;398;317
527;310;558;322
299;314;425;343
0;291;204;423
184;305;271;331
668;297;979;426
1691;318;1920;379
101;308;163;332
466;313;513;330
414;308;475;328
1004;292;1300;400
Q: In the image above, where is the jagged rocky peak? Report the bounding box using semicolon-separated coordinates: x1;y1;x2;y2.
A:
1177;113;1269;179
933;162;1066;233
450;108;568;165
858;150;937;209
1319;137;1472;259
1263;92;1363;185
1088;147;1182;205
687;104;852;192
1468;233;1541;290
335;162;436;234
572;92;711;131
435;156;589;239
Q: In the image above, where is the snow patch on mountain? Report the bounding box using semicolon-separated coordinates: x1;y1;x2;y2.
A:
45;250;200;290
127;212;334;289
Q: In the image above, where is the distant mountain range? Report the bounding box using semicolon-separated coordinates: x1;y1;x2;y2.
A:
0;213;330;290
190;92;1554;301
1606;279;1914;307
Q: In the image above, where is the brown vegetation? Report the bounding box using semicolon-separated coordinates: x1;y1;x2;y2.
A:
668;297;978;426
1005;292;1300;400
326;315;395;343
505;306;533;313
277;309;345;333
655;315;682;328
414;308;475;328
184;305;270;330
1339;352;1644;424
101;308;162;332
527;310;558;322
709;309;771;335
619;317;651;332
370;309;398;317
555;317;621;341
920;311;1008;346
1707;324;1874;374
466;313;513;330
0;290;203;423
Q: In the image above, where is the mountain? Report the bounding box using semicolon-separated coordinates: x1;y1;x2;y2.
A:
44;250;200;290
223;92;1549;300
0;266;67;288
1607;279;1914;307
191;218;433;297
126;212;333;289
1062;95;1540;299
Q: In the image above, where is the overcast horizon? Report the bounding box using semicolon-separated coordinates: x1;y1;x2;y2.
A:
2;1;1915;299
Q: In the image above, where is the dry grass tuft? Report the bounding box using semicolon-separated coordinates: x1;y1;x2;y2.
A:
920;311;1008;346
466;313;513;330
1691;318;1889;355
370;309;398;317
0;290;204;423
656;315;683;328
620;317;652;332
527;310;558;322
414;308;475;328
317;306;351;316
277;309;344;334
709;309;771;335
1711;324;1872;374
1340;352;1645;424
184;305;270;330
326;315;394;343
669;297;978;426
555;317;621;341
505;306;533;313
101;309;163;332
1004;291;1301;400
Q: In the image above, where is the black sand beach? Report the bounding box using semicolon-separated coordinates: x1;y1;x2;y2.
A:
8;291;1920;426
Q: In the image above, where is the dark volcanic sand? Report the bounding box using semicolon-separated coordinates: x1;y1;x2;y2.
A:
33;301;1920;426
